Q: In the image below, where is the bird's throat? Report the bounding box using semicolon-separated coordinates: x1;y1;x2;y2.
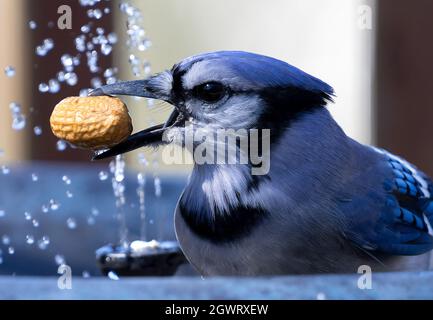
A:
179;164;269;243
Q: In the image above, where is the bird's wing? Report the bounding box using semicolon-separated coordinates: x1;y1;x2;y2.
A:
345;147;433;256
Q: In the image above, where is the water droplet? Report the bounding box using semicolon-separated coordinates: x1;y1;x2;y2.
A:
66;217;77;229
33;126;42;136
26;235;35;245
107;33;118;44
91;207;99;216
57;71;66;82
154;177;162;197
64;72;78;86
8;247;15;255
86;50;99;73
106;77;116;85
1;165;10;175
2;235;11;245
12;114;26;131
36;46;47;56
104;7;110;14
316;292;326;300
54;254;65;265
24;211;32;220
41;204;49;213
93;9;103;19
73;56;80;66
48;79;60;93
49;199;60;211
61;54;74;68
103;68;114;78
57;140;67;151
91;77;102;88
9;101;21;112
138;153;148;166
82;270;90;278
81;24;90;33
62;175;71;185
29;20;37;29
35;38;54;56
79;88;90;97
37;236;50;250
107;271;119;280
87;216;95;225
38;82;49;92
143;62;151;75
75;35;86;52
31;173;39;182
4;66;15;77
32;219;39;227
66;190;73;198
129;54;139;65
0;210;5;218
98;171;108;181
100;43;112;55
86;42;95;51
44;38;54;50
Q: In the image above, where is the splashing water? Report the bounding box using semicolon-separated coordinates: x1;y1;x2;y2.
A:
119;2;152;77
2;1;160;275
28;20;37;29
24;211;32;220
62;175;71;185
26;235;35;245
2;235;11;245
33;126;42;136
56;140;67;151
35;38;54;56
87;216;95;225
66;218;77;229
98;171;108;181
9;102;26;131
107;270;119;281
316;292;327;300
37;236;50;250
137;172;146;240
1;165;10;175
54;254;65;266
41;204;49;213
49;199;60;211
110;155;128;248
4;66;16;77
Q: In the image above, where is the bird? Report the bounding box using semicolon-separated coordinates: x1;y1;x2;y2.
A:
90;51;433;276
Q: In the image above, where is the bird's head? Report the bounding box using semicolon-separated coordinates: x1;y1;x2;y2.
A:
90;51;334;160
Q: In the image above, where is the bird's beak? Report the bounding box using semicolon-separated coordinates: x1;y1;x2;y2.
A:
89;80;162;100
89;78;180;160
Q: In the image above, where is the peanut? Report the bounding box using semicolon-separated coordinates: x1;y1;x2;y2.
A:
50;96;133;150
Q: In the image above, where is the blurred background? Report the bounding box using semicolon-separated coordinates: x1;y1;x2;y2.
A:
0;0;432;278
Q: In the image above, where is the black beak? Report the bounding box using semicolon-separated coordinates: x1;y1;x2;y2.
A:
89;80;162;100
89;79;179;160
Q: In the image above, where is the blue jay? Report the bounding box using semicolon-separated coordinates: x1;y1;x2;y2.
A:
90;51;433;275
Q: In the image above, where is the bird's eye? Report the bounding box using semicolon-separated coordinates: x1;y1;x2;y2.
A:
192;82;226;103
